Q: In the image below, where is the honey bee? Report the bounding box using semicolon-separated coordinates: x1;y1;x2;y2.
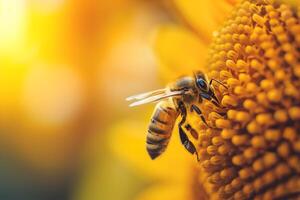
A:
126;71;227;160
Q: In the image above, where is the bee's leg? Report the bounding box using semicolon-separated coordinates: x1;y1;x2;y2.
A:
178;102;187;126
185;124;198;140
211;99;222;107
209;79;229;98
179;127;200;161
209;79;228;89
198;95;203;104
191;104;213;128
178;102;200;161
209;97;228;111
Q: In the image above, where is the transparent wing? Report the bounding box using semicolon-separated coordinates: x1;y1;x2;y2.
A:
126;88;167;101
127;90;184;107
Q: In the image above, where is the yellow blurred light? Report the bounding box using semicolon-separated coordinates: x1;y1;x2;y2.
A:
0;0;27;54
31;0;65;13
22;64;83;125
99;36;158;108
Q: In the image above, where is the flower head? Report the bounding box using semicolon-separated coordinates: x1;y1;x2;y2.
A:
104;0;300;199
191;0;300;199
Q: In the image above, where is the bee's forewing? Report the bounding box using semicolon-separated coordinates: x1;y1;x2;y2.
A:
126;88;167;101
128;91;184;107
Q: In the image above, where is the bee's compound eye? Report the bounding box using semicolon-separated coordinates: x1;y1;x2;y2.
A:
196;78;207;90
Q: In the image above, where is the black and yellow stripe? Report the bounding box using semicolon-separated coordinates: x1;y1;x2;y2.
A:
146;100;178;159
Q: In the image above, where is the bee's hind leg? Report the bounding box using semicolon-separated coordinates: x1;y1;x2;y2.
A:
178;102;200;161
179;126;200;162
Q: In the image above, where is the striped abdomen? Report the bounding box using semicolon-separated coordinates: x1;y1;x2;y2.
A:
146;100;179;159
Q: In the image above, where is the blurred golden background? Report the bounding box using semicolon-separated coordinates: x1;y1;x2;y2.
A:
0;0;237;200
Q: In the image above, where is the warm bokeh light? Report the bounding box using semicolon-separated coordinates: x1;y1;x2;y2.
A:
0;0;173;199
0;0;27;53
22;64;83;124
3;0;299;200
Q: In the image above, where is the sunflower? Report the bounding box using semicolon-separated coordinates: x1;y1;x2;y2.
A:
153;0;300;199
78;0;300;200
102;1;240;200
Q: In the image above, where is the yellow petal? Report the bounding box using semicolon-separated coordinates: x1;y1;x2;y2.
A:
108;119;194;180
170;0;238;43
153;25;207;82
135;184;192;200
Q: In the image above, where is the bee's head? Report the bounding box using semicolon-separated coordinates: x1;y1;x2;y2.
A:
194;71;221;106
194;71;209;92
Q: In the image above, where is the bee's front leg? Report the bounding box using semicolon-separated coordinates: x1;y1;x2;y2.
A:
191;104;213;128
209;78;228;89
178;102;199;161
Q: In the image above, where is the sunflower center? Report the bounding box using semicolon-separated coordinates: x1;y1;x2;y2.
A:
193;0;300;199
